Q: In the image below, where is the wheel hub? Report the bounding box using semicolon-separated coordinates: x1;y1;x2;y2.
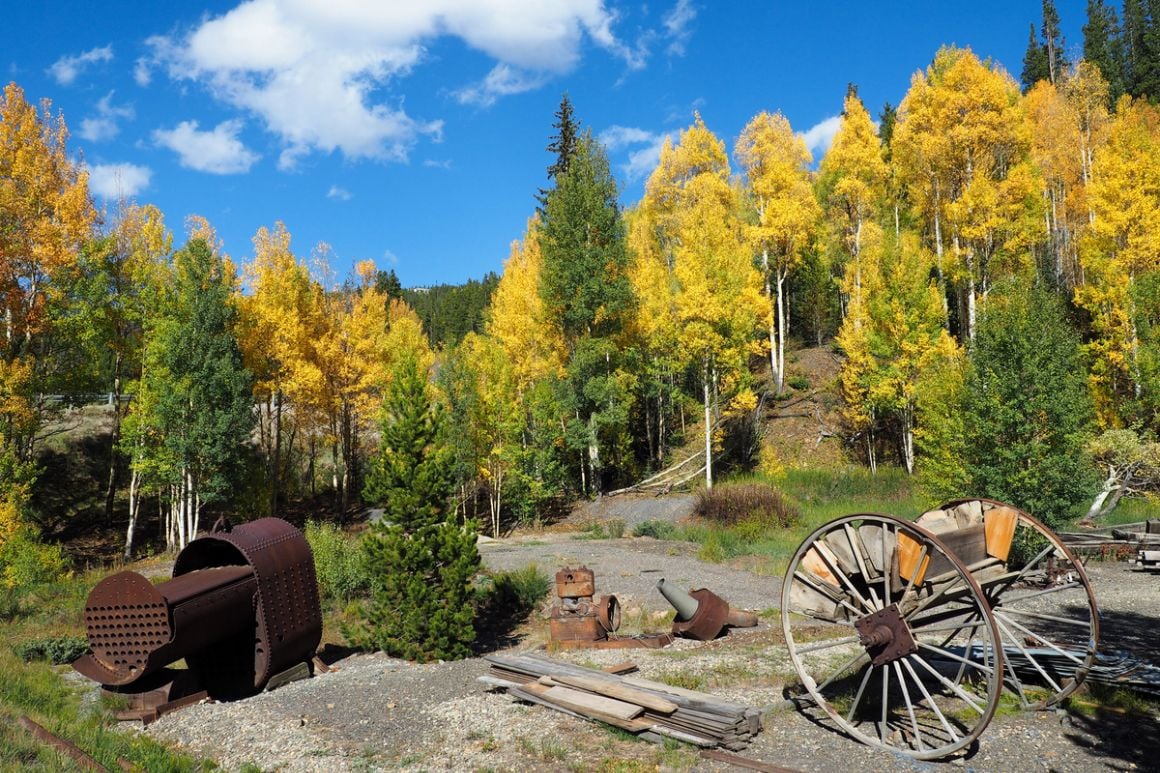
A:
855;603;918;666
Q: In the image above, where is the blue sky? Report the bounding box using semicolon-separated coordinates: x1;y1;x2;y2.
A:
6;1;1087;287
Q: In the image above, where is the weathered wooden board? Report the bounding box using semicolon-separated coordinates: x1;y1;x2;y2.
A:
545;674;678;714
984;506;1018;562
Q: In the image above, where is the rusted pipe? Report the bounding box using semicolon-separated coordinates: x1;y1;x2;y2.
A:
656;580;758;641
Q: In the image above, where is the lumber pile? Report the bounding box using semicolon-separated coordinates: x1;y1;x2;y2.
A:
482;653;762;750
1059;520;1160;563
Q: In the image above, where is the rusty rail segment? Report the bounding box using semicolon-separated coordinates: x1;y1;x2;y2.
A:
73;518;321;699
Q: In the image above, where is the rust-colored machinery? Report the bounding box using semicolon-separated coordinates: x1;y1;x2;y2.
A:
655;579;758;641
548;566;621;644
73;518;321;704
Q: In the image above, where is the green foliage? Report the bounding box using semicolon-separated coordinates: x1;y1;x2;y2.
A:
124;238;254;507
0;528;70;592
632;519;679;540
961;282;1096;528
1084;0;1126;102
477;565;550;617
541;134;636;493
695;482;801;529
401;273;499;349
13;635;89;664
304;520;370;604
349;354;481;662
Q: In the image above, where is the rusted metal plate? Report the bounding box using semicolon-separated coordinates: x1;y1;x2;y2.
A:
76;517;320;702
671;588;730;641
555;566;596;598
855;603;917;667
174;517;322;690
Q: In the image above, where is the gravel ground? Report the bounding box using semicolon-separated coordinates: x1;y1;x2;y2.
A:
136;531;1160;772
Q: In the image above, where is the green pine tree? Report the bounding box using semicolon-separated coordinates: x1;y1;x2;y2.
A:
540;133;635;494
1041;0;1069;84
1022;22;1051;92
536;93;581;209
1084;0;1126;102
348;354;480;662
960;281;1096;528
1122;0;1150;96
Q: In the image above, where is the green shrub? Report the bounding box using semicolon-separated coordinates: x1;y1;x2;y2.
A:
787;374;810;391
14;635;90;665
478;565;551;615
0;529;70;591
695;483;800;529
304;520;370;603
633;520;678;540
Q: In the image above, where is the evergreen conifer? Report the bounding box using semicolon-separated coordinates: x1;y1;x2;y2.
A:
348;354;480;662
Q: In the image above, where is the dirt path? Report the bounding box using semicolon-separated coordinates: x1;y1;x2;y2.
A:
141;534;1160;772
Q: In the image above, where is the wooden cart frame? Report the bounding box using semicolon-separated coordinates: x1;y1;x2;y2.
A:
780;498;1099;760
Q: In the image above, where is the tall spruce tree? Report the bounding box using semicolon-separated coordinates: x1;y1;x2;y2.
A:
1122;0;1150;95
1084;0;1126;101
1042;0;1069;84
1022;22;1051;91
540;134;634;494
349;354;480;662
127;238;254;550
536;93;580;209
961;282;1095;528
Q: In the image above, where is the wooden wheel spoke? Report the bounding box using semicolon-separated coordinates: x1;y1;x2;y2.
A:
900;658;960;744
793;571;865;619
916;641;995;677
795;633;863;654
992;615;1063;694
910;653;987;715
893;661;925;752
993;611;1085;666
845;664;875;724
993;606;1090;629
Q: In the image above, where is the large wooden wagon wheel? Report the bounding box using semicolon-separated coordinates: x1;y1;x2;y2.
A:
929;499;1099;709
781;514;1004;760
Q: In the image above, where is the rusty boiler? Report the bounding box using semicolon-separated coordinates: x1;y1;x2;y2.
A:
548;566;621;644
73;517;322;703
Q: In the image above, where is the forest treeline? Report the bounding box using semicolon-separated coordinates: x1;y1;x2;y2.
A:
4;2;1160;565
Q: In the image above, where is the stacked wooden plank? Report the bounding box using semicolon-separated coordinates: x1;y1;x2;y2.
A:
482;653;762;750
1059;520;1160;563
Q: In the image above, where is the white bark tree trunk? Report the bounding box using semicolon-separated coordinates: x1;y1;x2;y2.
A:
703;360;713;490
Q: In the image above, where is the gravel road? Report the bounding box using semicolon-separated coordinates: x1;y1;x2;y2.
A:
139;530;1160;772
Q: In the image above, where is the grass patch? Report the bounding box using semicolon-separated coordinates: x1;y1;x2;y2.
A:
646;468;930;575
580;519;626;540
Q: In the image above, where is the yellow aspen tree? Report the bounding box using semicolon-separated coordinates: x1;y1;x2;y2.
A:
625;203;681;465
485;219;565;396
640;115;768;488
104;202;172;557
456;332;522;536
836;231;959;473
817;91;889;328
736;111;821;394
893;47;1039;341
237;222;319;515
1076;96;1160;425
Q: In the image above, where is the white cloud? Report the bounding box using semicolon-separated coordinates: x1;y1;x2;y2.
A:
423;158;453;169
148;1;645;165
663;0;696;56
383;249;399;266
87;162;152;199
327;185;352;201
598;125;673;182
454;63;547;107
798;115;842;158
79;92;135;143
152;120;259;174
47;45;113;85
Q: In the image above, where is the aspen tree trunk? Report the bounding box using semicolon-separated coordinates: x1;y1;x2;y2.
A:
270;389;282;516
763;248;778;390
588;413;601;495
124;465;140;560
775;270;787;394
1085;467;1119;521
901;407;915;475
104;351;123;522
703;359;713;490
